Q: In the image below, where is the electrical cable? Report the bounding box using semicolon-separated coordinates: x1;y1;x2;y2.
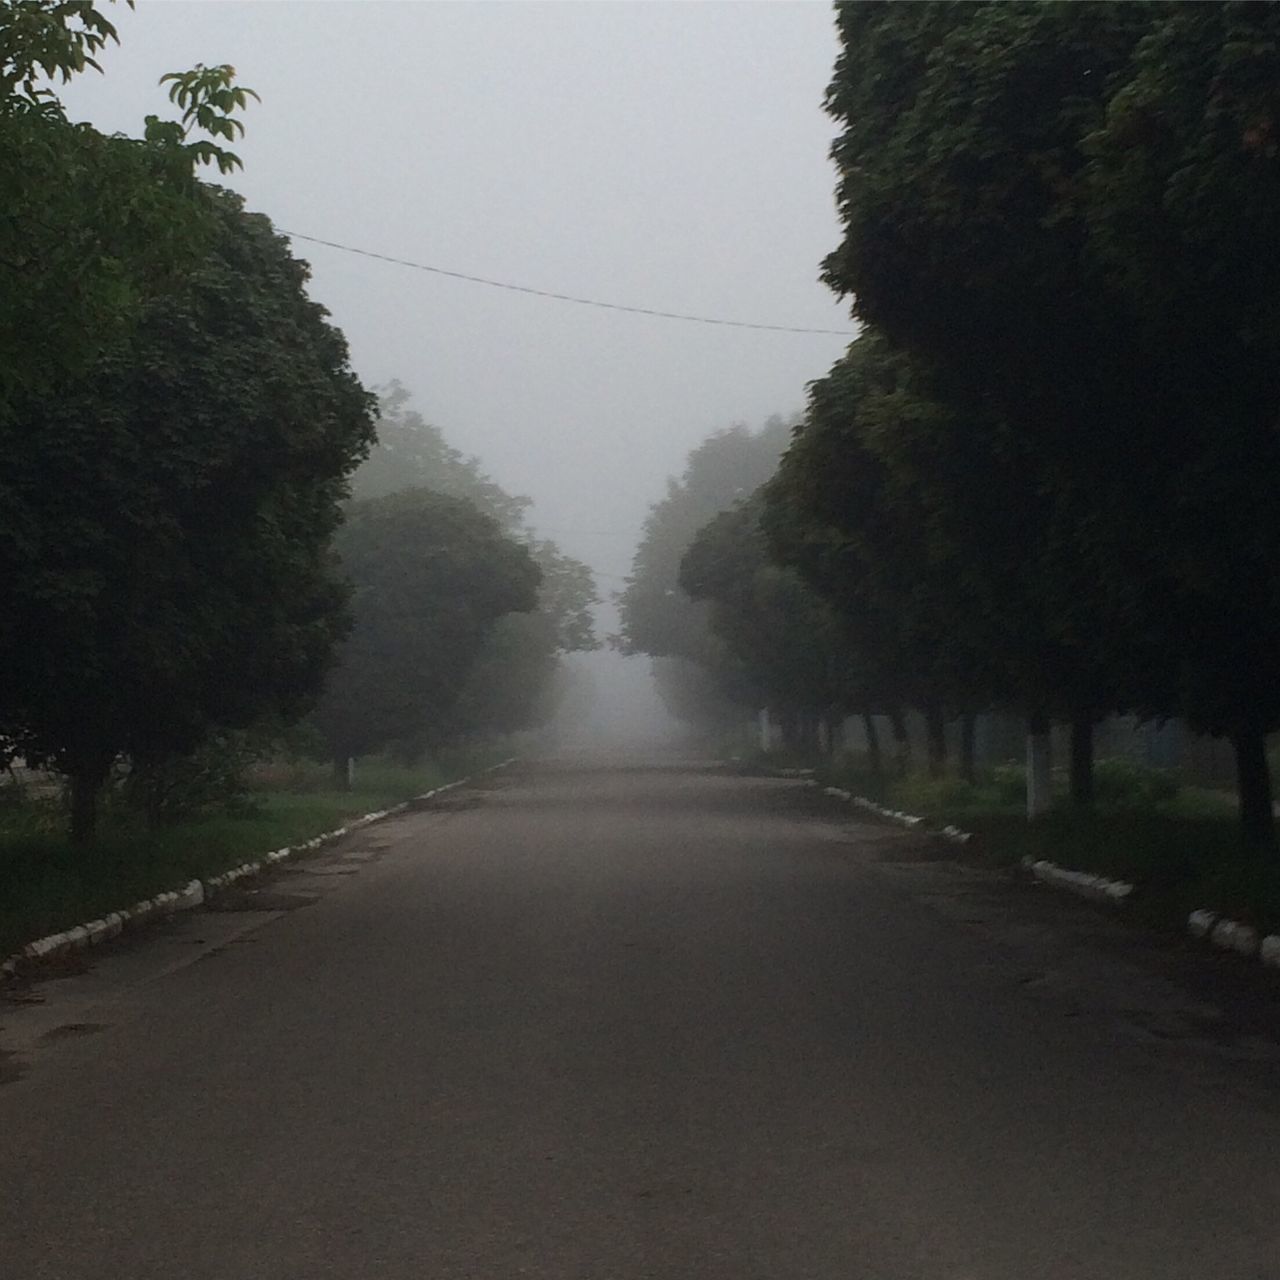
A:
280;229;856;337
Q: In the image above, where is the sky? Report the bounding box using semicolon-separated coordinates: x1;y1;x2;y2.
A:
61;0;854;737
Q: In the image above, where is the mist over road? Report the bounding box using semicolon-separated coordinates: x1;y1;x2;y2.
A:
2;760;1277;1278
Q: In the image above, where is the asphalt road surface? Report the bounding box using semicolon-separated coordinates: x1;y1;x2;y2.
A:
2;757;1279;1279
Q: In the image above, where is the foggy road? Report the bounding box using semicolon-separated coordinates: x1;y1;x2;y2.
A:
2;759;1278;1279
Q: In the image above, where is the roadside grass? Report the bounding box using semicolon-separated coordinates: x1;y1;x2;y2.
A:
804;752;1280;937
0;747;507;960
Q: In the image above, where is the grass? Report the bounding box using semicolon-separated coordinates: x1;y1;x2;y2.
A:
0;747;507;959
800;751;1280;937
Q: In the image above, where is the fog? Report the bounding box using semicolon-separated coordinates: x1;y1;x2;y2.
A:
61;0;852;742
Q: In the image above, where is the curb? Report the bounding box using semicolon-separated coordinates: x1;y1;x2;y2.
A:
1018;856;1134;906
0;758;516;983
816;783;972;845
1185;908;1280;971
802;770;1280;978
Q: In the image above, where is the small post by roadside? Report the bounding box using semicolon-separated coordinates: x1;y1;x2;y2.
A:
1027;718;1052;819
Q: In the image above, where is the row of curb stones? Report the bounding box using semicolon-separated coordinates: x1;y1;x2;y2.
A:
0;759;516;984
1187;908;1280;971
800;771;1280;976
818;784;972;846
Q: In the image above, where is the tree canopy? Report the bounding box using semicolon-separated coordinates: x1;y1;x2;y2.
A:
809;0;1280;844
308;489;541;767
341;384;598;746
616;418;793;731
0;188;375;837
0;2;258;416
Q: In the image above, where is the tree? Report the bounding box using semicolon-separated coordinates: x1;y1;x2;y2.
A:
679;491;851;752
347;384;598;741
0;189;375;840
309;489;541;777
0;2;258;416
1078;2;1280;840
445;612;563;742
350;381;532;529
764;330;1149;792
821;2;1280;845
616;418;794;732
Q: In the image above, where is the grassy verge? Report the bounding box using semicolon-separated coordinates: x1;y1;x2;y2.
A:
793;751;1280;937
0;748;506;960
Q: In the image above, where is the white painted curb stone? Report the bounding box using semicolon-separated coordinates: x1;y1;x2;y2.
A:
1021;857;1134;906
818;784;971;844
1187;910;1217;940
1209;918;1259;958
1186;910;1280;973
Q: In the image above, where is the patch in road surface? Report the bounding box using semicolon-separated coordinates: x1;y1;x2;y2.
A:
862;840;1280;1090
408;791;483;812
40;1021;108;1042
0;1046;24;1083
205;890;320;913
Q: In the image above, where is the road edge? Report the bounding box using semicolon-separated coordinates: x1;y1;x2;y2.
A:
749;764;1280;976
0;758;517;984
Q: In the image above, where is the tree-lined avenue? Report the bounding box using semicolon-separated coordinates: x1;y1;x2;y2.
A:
1;760;1277;1277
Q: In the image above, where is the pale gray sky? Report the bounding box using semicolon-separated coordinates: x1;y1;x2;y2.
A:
64;0;850;572
63;0;853;735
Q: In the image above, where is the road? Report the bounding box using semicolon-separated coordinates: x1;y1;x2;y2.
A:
2;757;1278;1278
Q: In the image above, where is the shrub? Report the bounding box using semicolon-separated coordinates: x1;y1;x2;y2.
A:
1091;757;1181;807
122;732;264;827
990;763;1027;806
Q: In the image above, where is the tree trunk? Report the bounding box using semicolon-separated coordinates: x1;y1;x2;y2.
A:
925;705;947;779
1070;717;1095;809
1026;713;1052;820
68;766;103;845
332;754;354;791
1231;729;1276;852
960;713;977;785
862;711;883;788
889;709;910;777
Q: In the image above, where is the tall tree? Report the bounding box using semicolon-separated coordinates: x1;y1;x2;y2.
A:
821;1;1280;845
350;382;533;529
309;489;541;777
679;491;851;750
347;384;598;740
0;2;258;416
0;190;374;839
616;418;794;731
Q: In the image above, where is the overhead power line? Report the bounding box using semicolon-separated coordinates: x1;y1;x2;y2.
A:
280;230;856;337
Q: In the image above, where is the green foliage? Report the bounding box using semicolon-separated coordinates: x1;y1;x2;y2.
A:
309;489;541;763
348;383;598;738
990;764;1029;808
0;2;259;410
1090;757;1181;809
530;539;598;654
818;1;1280;847
0;0;125;109
680;490;849;721
121;731;264;826
617;419;793;662
447;612;562;741
144;63;259;174
0;188;375;836
0;747;506;957
649;656;742;735
763;333;1027;731
351;382;533;529
617;417;794;729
